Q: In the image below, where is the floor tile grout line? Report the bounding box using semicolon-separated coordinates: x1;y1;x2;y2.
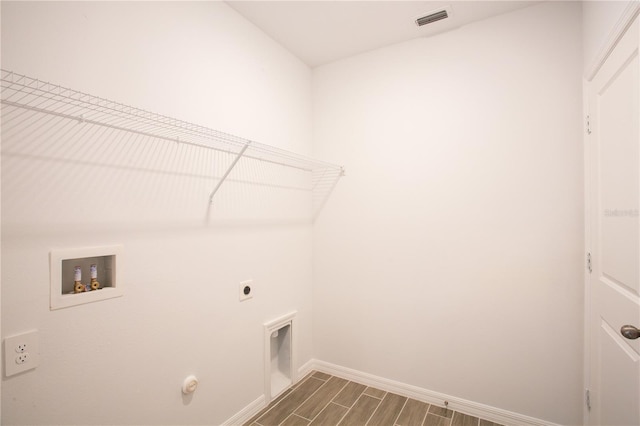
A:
364;392;389;426
308;400;348;426
296;413;313;421
331;401;352;409
429;408;453;421
278;377;331;425
312;373;330;382
252;376;307;426
330;381;365;409
364;393;384;425
294;372;318;389
362;393;384;400
363;389;387;400
253;398;277;426
337;391;367;426
292;413;311;424
302;379;351;424
255;375;321;426
252;373;347;426
254;386;300;424
337;379;388;402
284;375;350;425
255;400;284;426
419;403;432;426
278;412;302;426
343;390;382;426
254;396;286;426
332;398;353;426
394;397;409;426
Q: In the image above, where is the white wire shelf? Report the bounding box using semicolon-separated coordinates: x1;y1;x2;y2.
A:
0;69;344;215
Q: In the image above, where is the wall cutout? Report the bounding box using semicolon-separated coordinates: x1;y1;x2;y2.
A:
49;245;123;310
264;311;297;403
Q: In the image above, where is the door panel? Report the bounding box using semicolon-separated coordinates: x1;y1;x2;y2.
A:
599;49;639;292
600;278;640;355
588;14;640;426
599;321;639;425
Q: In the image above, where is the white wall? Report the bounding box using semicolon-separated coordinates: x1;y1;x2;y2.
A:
312;2;584;425
1;2;313;424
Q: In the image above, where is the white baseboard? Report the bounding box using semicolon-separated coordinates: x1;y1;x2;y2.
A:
225;359;561;426
221;358;315;426
309;359;561;426
221;394;265;426
297;358;316;380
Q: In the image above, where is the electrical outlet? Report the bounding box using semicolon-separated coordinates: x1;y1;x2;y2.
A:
239;280;253;301
5;330;39;377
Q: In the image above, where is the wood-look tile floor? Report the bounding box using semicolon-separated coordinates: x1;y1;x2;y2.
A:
244;372;505;426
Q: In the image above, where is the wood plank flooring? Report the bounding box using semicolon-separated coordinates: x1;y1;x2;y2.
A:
244;372;505;426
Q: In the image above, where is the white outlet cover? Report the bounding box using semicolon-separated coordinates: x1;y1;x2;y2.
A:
5;330;39;377
239;280;253;301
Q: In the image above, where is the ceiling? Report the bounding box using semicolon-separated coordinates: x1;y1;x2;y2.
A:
226;1;541;68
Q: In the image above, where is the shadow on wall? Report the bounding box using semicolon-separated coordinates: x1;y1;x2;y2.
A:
1;78;340;235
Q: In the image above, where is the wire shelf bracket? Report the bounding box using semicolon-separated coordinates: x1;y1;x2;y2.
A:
208;142;250;203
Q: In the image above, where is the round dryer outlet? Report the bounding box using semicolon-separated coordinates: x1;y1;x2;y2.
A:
239;280;253;301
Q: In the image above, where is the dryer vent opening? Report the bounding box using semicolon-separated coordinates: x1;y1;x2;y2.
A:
264;312;297;403
415;10;449;27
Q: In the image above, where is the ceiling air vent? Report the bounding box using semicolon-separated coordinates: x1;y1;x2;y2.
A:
415;9;449;27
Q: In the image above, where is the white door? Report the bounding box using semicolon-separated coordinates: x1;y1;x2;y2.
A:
587;14;640;426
